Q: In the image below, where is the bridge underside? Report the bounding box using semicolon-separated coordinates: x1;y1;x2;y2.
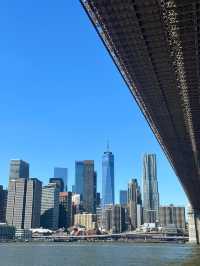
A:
81;0;200;210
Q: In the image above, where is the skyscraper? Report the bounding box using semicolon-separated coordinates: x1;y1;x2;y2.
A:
6;178;28;229
128;179;138;229
40;183;59;230
59;192;72;229
102;145;114;207
0;185;7;223
49;177;64;192
9;159;29;180
119;190;128;205
6;175;42;229
75;161;84;197
111;204;126;233
83;161;96;213
54;167;68;191
6;160;30;229
24;178;42;229
142;153;159;223
96;192;101;207
7;160;43;229
75;160;96;213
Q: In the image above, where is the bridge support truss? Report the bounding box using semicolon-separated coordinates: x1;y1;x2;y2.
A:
188;205;200;244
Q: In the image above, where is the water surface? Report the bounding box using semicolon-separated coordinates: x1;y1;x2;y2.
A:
0;242;200;266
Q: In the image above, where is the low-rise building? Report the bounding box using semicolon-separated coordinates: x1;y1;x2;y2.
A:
15;229;32;241
0;223;15;241
159;205;186;232
74;213;97;230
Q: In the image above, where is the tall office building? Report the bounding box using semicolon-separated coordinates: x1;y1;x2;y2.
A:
83;162;96;213
0;185;7;223
9;159;29;180
159;205;186;231
75;161;84;197
49;177;64;192
102;145;114;207
6;160;29;228
6;178;27;229
128;179;138;229
59;192;72;229
142;154;159;223
6;177;42;229
24;178;42;229
119;190;128;205
75;160;96;213
96;192;101;207
111;204;126;233
54;167;68;191
40;183;59;230
7;160;42;229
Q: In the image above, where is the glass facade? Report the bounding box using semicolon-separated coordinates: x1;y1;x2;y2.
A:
119;190;127;205
75;161;84;197
75;160;96;213
54;167;68;191
102;149;114;207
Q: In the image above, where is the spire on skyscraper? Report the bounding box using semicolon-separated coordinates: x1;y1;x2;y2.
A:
106;139;110;152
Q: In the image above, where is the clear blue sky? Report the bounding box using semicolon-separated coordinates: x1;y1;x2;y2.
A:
0;0;187;206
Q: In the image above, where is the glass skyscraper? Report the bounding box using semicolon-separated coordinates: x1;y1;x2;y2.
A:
54;167;68;191
119;190;127;205
102;146;114;207
75;161;84;197
142;153;159;223
75;160;96;213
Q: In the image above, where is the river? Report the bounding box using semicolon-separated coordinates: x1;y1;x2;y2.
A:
0;242;200;266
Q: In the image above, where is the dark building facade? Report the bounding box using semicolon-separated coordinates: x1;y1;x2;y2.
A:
24;178;42;229
9;159;29;180
75;160;96;213
83;162;96;213
49;178;64;193
0;185;7;223
59;192;72;229
112;204;126;233
75;161;84;197
96;192;101;207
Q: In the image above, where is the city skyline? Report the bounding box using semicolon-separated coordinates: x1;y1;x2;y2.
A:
0;151;187;206
0;153;187;208
2;155;187;239
0;0;187;206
